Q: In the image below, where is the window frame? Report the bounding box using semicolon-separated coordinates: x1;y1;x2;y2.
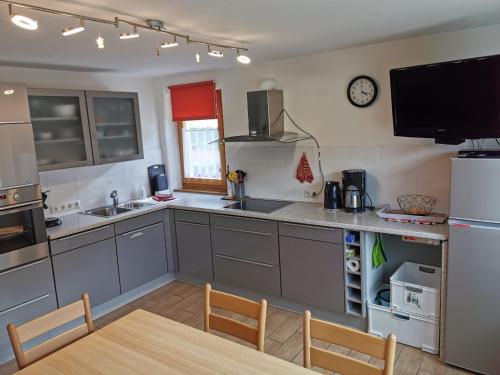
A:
177;90;227;193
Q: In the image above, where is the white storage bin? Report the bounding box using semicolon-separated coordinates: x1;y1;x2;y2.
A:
390;262;441;318
368;285;439;354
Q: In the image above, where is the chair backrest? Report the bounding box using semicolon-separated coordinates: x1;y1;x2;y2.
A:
7;293;94;369
303;310;396;375
204;284;267;351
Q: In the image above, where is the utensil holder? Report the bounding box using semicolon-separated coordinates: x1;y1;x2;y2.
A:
232;182;245;200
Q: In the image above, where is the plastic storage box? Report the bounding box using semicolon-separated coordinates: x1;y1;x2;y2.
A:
390;262;441;318
368;285;439;354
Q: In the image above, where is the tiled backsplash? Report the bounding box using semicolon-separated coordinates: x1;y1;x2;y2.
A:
39;148;163;216
225;143;461;214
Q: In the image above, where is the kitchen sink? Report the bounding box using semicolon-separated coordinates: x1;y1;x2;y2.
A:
119;201;156;209
81;206;132;217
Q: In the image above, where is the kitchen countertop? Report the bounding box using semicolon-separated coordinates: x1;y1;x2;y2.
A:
47;192;448;241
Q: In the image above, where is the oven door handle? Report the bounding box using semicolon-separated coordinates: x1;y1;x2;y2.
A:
0;201;43;215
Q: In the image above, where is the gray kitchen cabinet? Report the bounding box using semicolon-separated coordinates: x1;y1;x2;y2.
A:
50;224;115;256
0;292;57;356
52;238;121;307
27;88;93;171
279;235;345;312
86;90;143;165
211;214;279;265
164;209;178;273
0;257;56;312
213;254;281;296
116;222;168;293
0;257;58;356
175;210;213;281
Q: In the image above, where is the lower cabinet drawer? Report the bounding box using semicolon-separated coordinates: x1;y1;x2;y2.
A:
0;293;57;351
213;254;281;296
0;257;55;312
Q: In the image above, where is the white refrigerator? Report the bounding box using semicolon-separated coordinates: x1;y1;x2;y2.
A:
445;158;500;374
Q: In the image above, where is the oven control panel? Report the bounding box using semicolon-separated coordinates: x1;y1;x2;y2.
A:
0;185;41;208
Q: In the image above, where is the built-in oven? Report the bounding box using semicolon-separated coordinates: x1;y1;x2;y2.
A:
0;184;48;272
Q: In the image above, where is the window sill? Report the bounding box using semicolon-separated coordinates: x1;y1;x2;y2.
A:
175;188;227;196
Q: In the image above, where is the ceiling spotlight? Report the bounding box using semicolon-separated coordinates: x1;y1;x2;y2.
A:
120;25;139;39
195;51;200;63
3;89;15;95
9;4;38;31
96;32;104;49
236;50;251;64
62;19;85;36
161;36;178;48
208;45;223;58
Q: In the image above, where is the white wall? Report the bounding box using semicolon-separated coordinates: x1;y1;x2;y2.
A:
155;23;500;213
0;67;163;213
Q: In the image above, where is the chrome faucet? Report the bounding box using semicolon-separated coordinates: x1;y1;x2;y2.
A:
110;190;119;207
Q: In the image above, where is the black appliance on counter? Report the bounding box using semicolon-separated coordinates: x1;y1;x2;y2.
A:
324;181;342;209
42;190;61;228
342;169;366;213
148;164;168;195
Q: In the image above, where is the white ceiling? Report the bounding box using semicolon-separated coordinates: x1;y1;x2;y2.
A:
1;0;500;76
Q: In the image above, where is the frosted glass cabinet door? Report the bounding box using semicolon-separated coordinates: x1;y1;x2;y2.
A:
28;89;93;171
86;91;143;165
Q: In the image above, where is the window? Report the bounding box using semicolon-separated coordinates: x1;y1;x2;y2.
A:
177;90;226;193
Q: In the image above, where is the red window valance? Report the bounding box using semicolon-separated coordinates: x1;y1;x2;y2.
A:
169;80;217;122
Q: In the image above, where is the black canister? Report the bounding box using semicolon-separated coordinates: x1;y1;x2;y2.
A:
324;181;342;209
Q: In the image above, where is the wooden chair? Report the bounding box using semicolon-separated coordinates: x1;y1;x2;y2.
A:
303;310;396;375
7;293;94;369
204;284;267;351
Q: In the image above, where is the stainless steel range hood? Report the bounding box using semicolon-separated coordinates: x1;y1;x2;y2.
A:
216;90;311;143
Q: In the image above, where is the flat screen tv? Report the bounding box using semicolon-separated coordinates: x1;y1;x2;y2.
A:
390;54;500;143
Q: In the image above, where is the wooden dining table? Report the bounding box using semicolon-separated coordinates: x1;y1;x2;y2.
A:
16;309;314;374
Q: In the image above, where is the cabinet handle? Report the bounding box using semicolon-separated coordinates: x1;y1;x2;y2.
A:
0;294;50;315
213;226;272;237
129;232;144;239
214;254;276;268
282;222;337;231
0;258;46;276
177;221;207;227
213;214;270;224
61;225;112;241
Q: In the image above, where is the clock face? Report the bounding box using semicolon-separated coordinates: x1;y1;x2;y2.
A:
347;76;378;107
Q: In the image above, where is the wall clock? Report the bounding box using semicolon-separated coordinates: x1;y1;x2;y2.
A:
347;75;378;107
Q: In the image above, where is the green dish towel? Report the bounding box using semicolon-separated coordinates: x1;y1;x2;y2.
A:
372;233;387;269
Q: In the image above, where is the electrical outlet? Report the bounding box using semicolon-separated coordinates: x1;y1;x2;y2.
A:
49;200;81;214
304;190;320;199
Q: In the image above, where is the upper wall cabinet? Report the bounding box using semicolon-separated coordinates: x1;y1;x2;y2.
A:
28;89;93;171
86;91;144;165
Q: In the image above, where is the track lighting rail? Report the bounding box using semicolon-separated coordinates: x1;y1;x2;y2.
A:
1;0;250;54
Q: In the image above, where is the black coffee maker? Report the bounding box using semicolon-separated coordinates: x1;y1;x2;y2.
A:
342;169;366;213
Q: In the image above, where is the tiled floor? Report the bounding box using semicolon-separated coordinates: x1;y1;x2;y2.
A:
0;281;472;374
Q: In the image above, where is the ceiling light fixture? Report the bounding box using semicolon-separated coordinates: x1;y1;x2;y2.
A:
161;36;178;48
0;1;250;62
236;49;251;64
120;25;139;39
96;31;104;49
62;18;84;36
3;89;15;95
9;4;38;30
208;45;223;58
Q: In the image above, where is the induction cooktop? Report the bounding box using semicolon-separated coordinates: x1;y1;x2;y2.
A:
224;198;292;214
